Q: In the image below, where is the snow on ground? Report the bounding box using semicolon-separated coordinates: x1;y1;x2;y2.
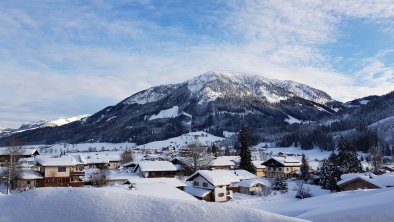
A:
231;182;394;222
223;131;236;138
137;131;225;149
44;114;90;127
149;106;179;120
285;115;302;124
0;187;307;222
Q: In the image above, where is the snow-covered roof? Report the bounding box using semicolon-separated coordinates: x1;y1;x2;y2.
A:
233;169;258;180
19;169;44;180
79;153;121;164
211;157;235;166
252;161;266;169
237;179;267;188
0;147;38;156
137;161;177;172
187;170;236;186
35;155;79;167
267;156;302;167
187;169;257;186
184;185;211;197
337;173;394;188
126;177;186;188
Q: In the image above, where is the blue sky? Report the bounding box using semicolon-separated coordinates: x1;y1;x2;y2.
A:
0;0;393;128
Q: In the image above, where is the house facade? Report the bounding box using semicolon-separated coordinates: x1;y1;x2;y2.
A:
185;170;257;202
35;155;85;187
16;169;44;189
0;148;39;167
263;156;301;178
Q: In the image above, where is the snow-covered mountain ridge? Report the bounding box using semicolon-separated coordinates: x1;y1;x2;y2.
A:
125;71;334;106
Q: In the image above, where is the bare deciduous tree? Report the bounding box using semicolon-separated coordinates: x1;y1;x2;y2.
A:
179;142;213;173
90;169;108;187
294;180;312;199
0;138;24;194
369;145;384;174
120;149;134;164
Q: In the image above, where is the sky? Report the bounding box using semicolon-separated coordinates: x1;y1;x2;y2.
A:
0;0;393;128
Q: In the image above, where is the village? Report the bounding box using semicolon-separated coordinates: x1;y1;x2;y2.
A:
1;131;394;204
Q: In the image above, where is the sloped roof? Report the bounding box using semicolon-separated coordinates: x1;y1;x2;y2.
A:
184;185;211;197
79;153;121;164
252;161;266;169
263;156;301;167
19;169;44;180
35;155;78;167
211;157;235;167
337;173;394;188
126;177;186;187
187;170;235;186
137;161;177;172
233;169;258;180
237;179;267;188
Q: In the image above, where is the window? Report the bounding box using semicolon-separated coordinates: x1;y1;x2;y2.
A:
203;182;208;187
58;167;66;172
278;167;282;171
218;193;224;197
193;181;199;186
286;168;289;172
26;181;31;185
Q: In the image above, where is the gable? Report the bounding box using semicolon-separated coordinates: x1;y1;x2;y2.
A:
262;158;285;167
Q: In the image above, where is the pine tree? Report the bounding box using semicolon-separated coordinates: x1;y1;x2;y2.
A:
272;178;288;193
239;126;255;173
211;144;218;157
319;152;341;192
300;154;310;182
337;139;362;174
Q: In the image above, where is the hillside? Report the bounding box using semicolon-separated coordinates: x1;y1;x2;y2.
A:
0;187;306;222
0;71;341;146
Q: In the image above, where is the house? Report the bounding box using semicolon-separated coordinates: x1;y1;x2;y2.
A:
0;148;40;167
186;170;235;202
16;169;44;189
143;154;165;161
252;161;266;177
209;157;235;170
185;169;258;202
35;155;85;187
382;165;394;172
262;156;301;178
80;153;121;169
236;179;268;195
18;157;36;168
133;161;177;178
337;173;394;191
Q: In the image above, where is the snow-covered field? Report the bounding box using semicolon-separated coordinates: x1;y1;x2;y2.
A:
231;184;394;222
136;131;225;149
0;187;306;222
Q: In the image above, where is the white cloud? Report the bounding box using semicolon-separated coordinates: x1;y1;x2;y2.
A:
0;0;394;127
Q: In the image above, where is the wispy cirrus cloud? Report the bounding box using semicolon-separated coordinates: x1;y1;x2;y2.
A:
0;0;393;128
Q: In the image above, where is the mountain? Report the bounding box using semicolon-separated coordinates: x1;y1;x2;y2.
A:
0;71;342;146
0;115;90;139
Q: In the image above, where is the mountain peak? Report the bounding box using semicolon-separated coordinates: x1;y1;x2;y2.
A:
124;70;334;106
